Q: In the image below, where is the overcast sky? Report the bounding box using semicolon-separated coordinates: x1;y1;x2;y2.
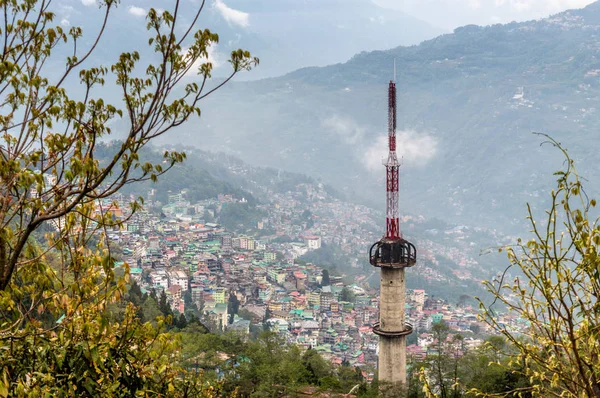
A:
373;0;597;30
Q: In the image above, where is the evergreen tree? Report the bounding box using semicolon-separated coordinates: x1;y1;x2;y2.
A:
322;269;330;286
177;313;188;329
226;293;240;324
159;290;173;318
128;281;144;306
340;286;356;303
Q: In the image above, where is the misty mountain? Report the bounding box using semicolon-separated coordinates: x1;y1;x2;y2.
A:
57;0;443;81
113;142;340;206
219;0;446;79
165;1;600;233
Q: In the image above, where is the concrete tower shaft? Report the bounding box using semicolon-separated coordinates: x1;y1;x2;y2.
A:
377;267;409;385
380;267;406;332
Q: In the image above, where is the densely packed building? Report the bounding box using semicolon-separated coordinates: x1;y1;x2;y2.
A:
106;184;499;373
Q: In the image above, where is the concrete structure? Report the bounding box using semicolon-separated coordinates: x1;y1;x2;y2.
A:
304;236;322;250
213;287;227;304
369;75;417;389
168;269;188;291
377;267;409;384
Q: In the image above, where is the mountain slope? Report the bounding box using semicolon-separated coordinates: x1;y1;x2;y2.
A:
222;0;446;79
55;0;443;81
168;1;600;232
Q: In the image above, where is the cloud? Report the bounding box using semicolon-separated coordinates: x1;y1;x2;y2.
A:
492;0;594;15
58;4;76;27
184;43;221;77
509;0;531;12
369;15;386;24
362;131;439;172
214;0;249;28
322;116;365;145
468;0;482;9
323;115;438;172
81;0;95;6
128;6;146;17
227;33;242;47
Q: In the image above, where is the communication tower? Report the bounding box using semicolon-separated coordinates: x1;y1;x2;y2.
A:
369;70;417;387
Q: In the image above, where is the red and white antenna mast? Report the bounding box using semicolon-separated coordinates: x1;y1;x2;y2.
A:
369;59;416;267
369;59;416;263
385;61;400;240
369;60;417;388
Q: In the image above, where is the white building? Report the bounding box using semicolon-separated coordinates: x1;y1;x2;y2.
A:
168;269;188;291
291;243;308;258
304;236;322;250
411;289;426;309
150;270;169;290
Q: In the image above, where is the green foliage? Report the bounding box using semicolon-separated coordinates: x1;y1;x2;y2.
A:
219;202;266;233
227;294;240;324
178;331;322;396
171;330;377;397
476;136;600;397
0;225;222;396
0;0;257;290
300;243;352;274
417;333;531;398
321;269;330;286
0;0;256;395
336;366;366;394
340;286;356;303
2;303;214;397
159;290;174;318
109;144;256;206
141;296;163;325
302;348;331;384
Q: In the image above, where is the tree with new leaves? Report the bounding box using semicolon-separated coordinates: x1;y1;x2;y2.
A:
477;135;600;397
0;0;257;290
0;0;256;395
422;321;464;398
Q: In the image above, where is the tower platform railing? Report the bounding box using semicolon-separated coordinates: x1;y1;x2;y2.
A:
369;238;416;268
372;322;413;337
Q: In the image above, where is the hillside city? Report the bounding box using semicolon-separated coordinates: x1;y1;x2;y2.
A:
99;173;518;376
5;0;600;395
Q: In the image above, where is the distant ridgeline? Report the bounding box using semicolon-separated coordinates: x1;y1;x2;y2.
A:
113;141;342;203
164;143;345;203
189;1;600;234
94;141;255;206
92;142;339;232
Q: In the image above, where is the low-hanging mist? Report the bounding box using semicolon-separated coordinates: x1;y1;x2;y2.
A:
322;115;438;172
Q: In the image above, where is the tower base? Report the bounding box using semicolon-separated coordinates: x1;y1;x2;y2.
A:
375;266;413;388
379;334;407;387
